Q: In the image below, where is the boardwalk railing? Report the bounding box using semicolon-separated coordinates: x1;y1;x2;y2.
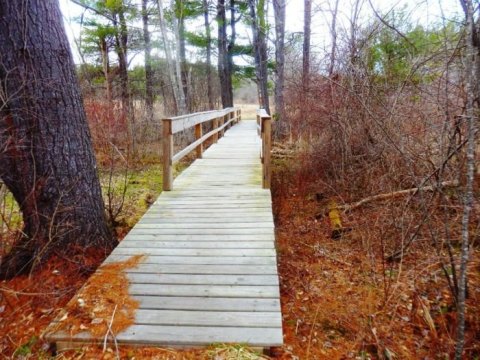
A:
162;107;241;191
256;109;272;189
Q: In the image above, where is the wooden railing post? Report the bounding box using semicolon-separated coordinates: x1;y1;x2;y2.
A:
162;119;173;191
262;116;272;189
195;123;203;158
213;117;219;142
257;110;271;189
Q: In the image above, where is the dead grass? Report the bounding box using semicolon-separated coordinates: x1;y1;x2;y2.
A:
237;103;259;120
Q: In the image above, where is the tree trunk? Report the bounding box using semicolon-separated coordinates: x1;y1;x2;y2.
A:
455;1;478;358
0;0;115;279
99;36;112;102
248;0;270;113
227;0;236;106
273;0;286;134
114;9;132;123
328;0;339;77
203;0;214;109
171;0;188;114
156;0;186;114
302;0;311;92
142;0;154;122
217;0;233;108
176;0;190;111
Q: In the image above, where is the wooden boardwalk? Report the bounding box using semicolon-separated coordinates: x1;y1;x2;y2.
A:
47;119;283;349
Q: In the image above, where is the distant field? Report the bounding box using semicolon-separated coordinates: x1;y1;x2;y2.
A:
236;103;258;119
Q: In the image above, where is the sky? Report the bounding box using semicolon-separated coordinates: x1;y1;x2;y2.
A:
58;0;464;65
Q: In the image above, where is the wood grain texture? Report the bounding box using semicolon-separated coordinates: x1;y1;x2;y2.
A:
45;121;281;348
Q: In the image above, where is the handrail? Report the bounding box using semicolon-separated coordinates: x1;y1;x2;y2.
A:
162;107;241;191
256;108;272;189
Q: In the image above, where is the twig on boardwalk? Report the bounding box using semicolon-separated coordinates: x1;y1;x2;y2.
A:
103;304;119;359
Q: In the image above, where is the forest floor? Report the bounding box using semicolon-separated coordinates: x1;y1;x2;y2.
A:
1;150;479;359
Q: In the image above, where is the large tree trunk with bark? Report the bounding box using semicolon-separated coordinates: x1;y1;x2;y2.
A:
0;0;116;279
217;0;233;108
142;0;154;122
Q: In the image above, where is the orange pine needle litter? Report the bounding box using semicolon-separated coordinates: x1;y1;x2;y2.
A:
49;254;145;338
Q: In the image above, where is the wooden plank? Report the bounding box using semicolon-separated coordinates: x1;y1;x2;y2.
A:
134;309;282;328
117;241;274;249
145;204;271;209
137;217;273;223
136;296;280;312
106;255;277;265
169;108;235;134
125;273;279;286
112;248;275;257
155;197;271;206
133;222;274;229
127;228;274;235
122;234;275;241
129;284;279;298
48;326;283;347
126;264;278;274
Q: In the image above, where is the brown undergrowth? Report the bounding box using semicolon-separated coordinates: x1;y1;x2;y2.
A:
272;152;480;359
0;248;106;357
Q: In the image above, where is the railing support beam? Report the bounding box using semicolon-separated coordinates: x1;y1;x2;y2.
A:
162;119;173;191
161;107;241;191
195;123;203;158
257;109;272;189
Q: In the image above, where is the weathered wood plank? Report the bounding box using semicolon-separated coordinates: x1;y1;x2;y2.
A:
126;264;278;274
112;248;276;257
129;284;280;298
134;309;282;328
106;255;277;265
127;228;274;235
133;222;274;229
117;241;274;249
136;296;280;312
125;273;279;286
137;217;273;223
48;326;283;347
122;234;275;241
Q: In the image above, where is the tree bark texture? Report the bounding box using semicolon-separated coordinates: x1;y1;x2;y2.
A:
217;0;233;108
455;1;478;358
0;0;116;278
142;0;154;121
